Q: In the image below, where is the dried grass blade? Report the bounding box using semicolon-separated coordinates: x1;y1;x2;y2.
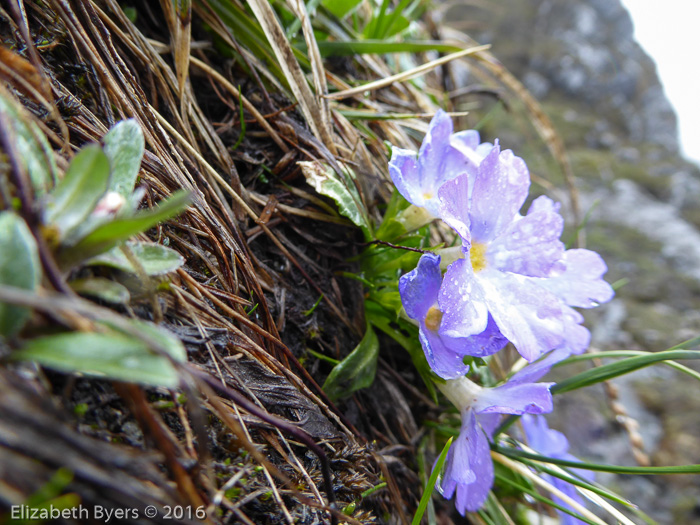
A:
286;0;334;154
173;0;193;99
491;451;608;525
189;56;289;152
324;44;490;100
245;0;336;152
473;51;581;238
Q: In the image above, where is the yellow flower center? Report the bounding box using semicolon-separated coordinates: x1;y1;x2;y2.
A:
424;306;443;332
470;242;487;273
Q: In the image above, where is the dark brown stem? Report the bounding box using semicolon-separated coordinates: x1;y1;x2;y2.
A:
362;239;431;254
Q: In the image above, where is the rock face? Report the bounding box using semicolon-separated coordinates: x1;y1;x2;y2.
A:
444;0;700;523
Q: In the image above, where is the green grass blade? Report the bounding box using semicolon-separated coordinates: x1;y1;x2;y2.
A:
377;0;412;39
480;491;516;525
559;350;700;382
412;437;452;525
369;0;392;39
494;446;700;475
494;473;598;525
512;455;632;506
552;349;700;395
311;40;462;56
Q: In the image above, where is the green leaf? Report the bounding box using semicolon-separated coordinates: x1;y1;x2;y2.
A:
103;318;187;363
70;277;130;304
494;446;700;475
59;190;191;267
86;241;185;275
13;329;185;388
0;212;41;337
365;299;438;401
102;119;145;198
323;323;379;401
299;161;371;239
552;349;700;395
364;13;409;39
44;145;110;238
412;437;452;525
0;90;57;194
322;0;362;18
312;40;462;57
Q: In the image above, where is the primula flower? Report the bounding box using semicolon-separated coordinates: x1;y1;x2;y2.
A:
391;111;613;364
436;145;613;362
521;414;594;524
437;372;554;514
388;110;490;217
399;253;507;379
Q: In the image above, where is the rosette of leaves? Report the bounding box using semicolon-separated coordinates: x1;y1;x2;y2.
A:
0;97;190;388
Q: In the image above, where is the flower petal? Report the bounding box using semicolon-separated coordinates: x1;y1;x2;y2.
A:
560;305;591;355
488;195;565;277
388;147;423;208
452;410;494;514
437;174;472;246
510;347;571;384
474;380;553;415
469;145;530;242
477;269;564;361
446;315;509;358
415;111;476;216
539;249;615;308
449;130;491;169
477;413;502;439
399;253;441;320
420;326;470;380
521;414;570;457
440;412;478;499
438;258;489;338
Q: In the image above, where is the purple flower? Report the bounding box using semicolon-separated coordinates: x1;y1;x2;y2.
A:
521;415;594;524
438;374;554;514
399;253;507;379
536;249;615;309
388;110;489;217
436;144;613;362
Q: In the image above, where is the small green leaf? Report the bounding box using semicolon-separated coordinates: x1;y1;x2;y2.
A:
102;119;145;198
0;212;41;337
323;323;379;401
59;190;191;267
364;13;409;39
412;437;452;525
44;145;110;237
0;89;57;194
322;0;362;18
103;319;187;363
13;329;184;388
86;241;185;275
299;161;371;239
70;277;130;304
